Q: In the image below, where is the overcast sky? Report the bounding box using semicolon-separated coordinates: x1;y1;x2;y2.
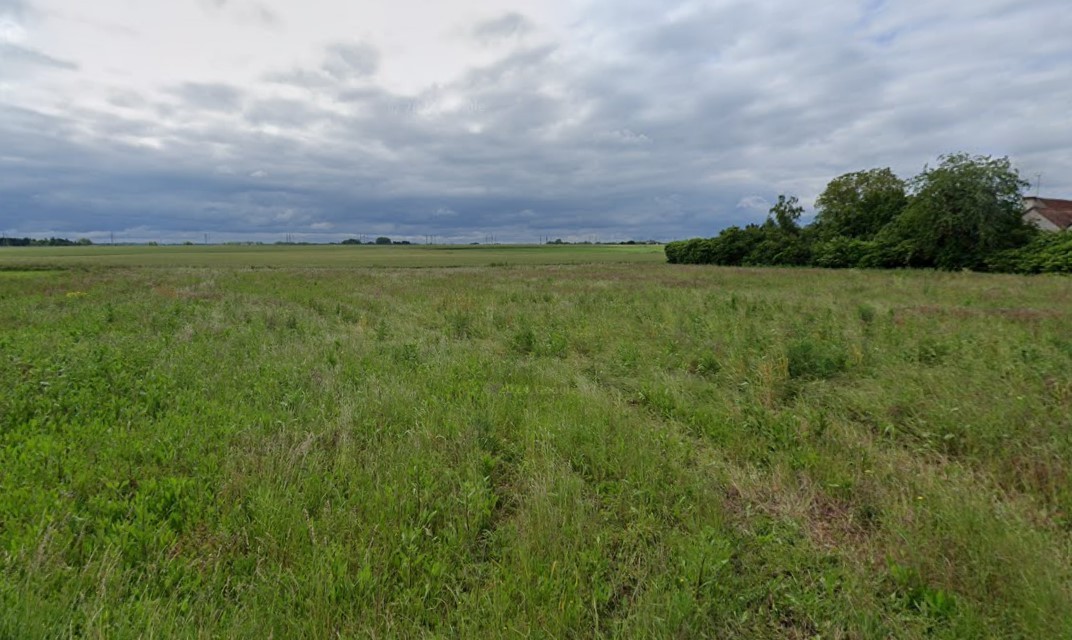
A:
1;0;1070;243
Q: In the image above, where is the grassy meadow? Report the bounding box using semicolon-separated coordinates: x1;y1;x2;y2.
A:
2;245;1071;637
0;243;664;269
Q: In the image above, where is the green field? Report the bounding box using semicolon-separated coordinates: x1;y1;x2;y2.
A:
2;246;1071;637
0;243;664;269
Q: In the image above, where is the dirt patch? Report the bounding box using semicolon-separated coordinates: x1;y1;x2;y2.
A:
722;470;880;563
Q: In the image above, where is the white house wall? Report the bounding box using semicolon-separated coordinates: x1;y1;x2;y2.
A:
1023;210;1062;231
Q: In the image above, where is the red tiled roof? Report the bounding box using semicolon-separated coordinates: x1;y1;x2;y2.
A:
1029;198;1072;230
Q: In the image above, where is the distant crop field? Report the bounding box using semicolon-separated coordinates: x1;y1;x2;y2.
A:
2;260;1071;637
0;243;665;269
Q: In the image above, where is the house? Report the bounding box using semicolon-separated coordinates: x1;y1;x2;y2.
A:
1023;196;1072;231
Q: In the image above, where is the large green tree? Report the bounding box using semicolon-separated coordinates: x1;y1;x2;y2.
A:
894;153;1032;270
813;168;907;240
768;194;804;234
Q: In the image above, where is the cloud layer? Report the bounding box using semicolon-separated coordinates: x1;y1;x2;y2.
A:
1;0;1070;243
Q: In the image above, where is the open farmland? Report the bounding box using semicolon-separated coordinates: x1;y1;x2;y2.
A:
2;247;1072;638
0;243;664;269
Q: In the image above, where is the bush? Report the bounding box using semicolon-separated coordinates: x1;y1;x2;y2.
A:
666;224;810;267
987;233;1072;274
812;237;872;268
664;238;718;265
744;229;812;266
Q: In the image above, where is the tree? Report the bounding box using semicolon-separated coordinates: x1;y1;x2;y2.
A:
894;153;1032;270
813;168;907;240
374;236;392;245
769;194;803;234
664;152;1036;272
708;225;764;265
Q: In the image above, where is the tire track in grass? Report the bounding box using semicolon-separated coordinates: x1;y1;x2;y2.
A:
572;363;893;636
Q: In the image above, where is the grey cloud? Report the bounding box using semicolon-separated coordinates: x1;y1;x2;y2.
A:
41;10;139;37
200;0;280;29
456;44;556;87
0;42;77;70
4;0;1072;243
0;0;26;16
335;86;391;104
235;2;280;28
473;12;533;43
108;90;149;109
323;42;379;79
265;43;378;88
244;99;329;128
170;82;243;112
634;5;748;61
246;3;280;27
263;68;334;89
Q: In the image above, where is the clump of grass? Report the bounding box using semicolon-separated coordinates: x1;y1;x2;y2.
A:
786;337;848;380
511;326;538;354
685;351;721;378
857;303;877;325
914;336;951;365
510;325;568;357
887;560;958;621
446;311;475;339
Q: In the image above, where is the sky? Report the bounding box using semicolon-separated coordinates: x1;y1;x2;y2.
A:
1;0;1070;244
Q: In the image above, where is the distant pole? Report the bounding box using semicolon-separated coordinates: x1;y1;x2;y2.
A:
1036;173;1043;197
204;233;208;245
111;231;114;246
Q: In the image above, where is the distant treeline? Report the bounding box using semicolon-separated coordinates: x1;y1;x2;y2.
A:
341;237;413;245
666;153;1069;273
545;239;661;245
0;237;92;247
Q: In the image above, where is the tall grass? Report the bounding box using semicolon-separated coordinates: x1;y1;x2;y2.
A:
1;263;1070;637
